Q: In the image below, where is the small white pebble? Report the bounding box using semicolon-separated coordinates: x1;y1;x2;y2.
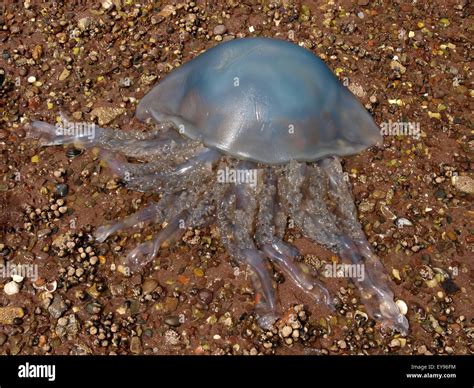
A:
12;274;24;283
338;339;347;349
395;218;413;228
4;281;20;295
396;299;408;315
281;325;292;338
390;338;401;348
101;0;114;9
27;76;36;83
248;26;255;33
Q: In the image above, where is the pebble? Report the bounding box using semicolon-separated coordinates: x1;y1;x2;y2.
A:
12;274;24;283
0;307;24;324
90;106;125;126
72;111;82;120
337;339;347;349
56;183;69;197
130;336;142;354
101;0;114;10
395;218;413;228
0;245;10;257
157;4;176;18
86;302;102;314
78;17;93;31
348;83;366;98
65;147;83;159
48;295;68;318
441;278;460;295
164;315;181;327
37;228;52;238
4;281;20;295
396;299;408;315
0;332;6;346
281;325;292;338
163;296;179;313
27;76;36;83
59;68;71;81
451;176;474;194
53;169;64;178
434;188;446;199
198;288;213;305
213;24;227;35
389;338;401;348
142;278;158;295
119;77;132;88
358;201;375;213
390;60;407;75
417;345;427;354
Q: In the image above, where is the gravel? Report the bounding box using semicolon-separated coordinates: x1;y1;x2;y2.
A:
0;0;471;356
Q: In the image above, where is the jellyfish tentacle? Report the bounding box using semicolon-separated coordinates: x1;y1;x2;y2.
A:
303;173;341;248
261;241;333;308
99;149;166;178
94;197;176;243
95;202;160;243
338;236;408;334
188;178;227;228
255;167;278;246
122;179;218;272
28;115;205;161
101;138;187;160
256;168;333;308
126;165;212;194
102;147;220;180
278;159;408;334
217;173;280;329
29;115;171;146
124;210;189;272
278;161;340;248
317;156;369;241
240;248;280;329
318;157;409;334
111;148;221;193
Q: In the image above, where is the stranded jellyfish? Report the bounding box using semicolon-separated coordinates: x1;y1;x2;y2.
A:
29;37;409;334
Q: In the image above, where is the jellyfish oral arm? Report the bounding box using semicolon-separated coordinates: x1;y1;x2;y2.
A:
317;157;409;334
